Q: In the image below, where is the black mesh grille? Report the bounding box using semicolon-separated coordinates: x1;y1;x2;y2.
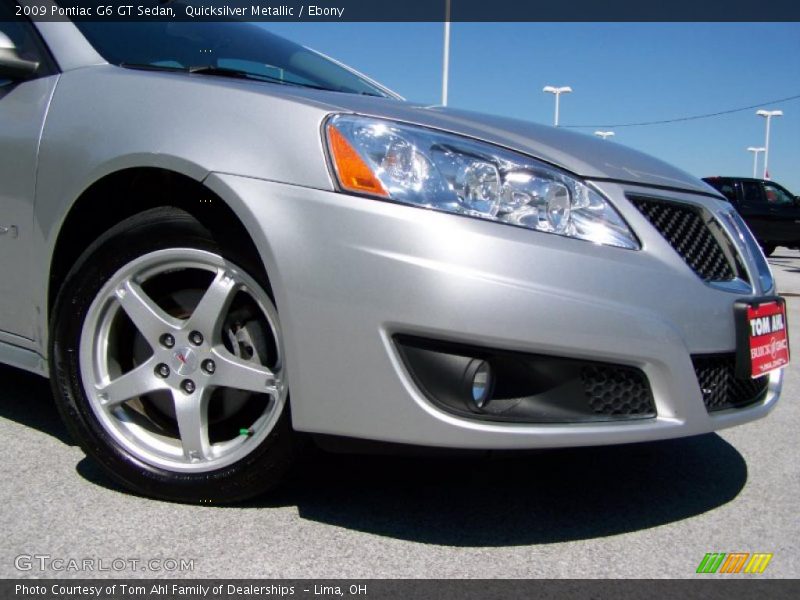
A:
581;365;656;417
629;196;736;281
693;354;769;412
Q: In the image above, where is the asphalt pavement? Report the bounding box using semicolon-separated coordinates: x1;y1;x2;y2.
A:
1;251;799;579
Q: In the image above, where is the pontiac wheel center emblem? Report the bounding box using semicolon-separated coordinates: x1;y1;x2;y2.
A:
171;347;199;376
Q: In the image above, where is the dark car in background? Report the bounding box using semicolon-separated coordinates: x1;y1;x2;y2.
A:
703;177;800;256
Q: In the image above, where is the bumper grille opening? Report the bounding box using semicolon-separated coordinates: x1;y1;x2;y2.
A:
581;365;656;417
395;335;656;423
693;354;769;412
628;195;744;282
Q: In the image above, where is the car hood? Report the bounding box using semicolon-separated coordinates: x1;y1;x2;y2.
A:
281;88;712;195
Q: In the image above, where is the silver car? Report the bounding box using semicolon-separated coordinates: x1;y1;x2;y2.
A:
0;7;788;503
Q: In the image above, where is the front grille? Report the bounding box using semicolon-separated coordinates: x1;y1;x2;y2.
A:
581;365;656;417
629;196;737;281
693;354;769;412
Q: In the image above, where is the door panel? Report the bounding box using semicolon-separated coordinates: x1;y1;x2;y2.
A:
738;181;773;244
0;10;59;340
0;76;58;339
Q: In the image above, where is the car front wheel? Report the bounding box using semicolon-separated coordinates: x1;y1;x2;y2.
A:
50;207;295;503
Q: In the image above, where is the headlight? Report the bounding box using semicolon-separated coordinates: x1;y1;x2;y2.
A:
325;115;639;250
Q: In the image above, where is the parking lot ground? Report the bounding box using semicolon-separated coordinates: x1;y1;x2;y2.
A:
1;251;799;579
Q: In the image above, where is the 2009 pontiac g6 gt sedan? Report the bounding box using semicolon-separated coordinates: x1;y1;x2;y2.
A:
0;5;789;503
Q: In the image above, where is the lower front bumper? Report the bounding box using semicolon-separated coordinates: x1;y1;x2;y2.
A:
206;173;782;449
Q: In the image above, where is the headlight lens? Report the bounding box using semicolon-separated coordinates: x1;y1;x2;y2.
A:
325;115;639;249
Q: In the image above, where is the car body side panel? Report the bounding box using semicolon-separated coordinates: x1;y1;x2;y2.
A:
30;66;338;349
0;74;58;342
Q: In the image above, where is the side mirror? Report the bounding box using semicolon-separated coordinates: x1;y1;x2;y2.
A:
0;32;39;80
794;196;800;207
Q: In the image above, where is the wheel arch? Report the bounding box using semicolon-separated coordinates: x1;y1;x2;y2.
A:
47;167;267;323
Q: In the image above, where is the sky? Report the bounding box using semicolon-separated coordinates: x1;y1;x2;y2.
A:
265;22;800;192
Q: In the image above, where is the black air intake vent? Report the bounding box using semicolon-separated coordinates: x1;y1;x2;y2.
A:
693;354;769;412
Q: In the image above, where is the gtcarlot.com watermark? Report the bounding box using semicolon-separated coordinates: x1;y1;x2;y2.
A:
14;554;195;573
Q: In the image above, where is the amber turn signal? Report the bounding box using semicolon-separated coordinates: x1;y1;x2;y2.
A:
326;124;388;197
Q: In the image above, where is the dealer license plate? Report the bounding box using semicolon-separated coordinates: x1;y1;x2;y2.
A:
735;297;790;379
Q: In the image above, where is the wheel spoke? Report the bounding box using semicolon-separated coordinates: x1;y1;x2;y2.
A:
174;389;212;461
186;269;238;341
115;280;180;344
211;347;278;396
96;357;167;407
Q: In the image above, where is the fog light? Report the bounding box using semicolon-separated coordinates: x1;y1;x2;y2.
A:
469;359;493;410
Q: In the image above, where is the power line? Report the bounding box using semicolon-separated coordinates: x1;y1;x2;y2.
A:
562;93;800;128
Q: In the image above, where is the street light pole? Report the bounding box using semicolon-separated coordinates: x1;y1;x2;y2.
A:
543;85;572;127
594;131;615;140
441;0;451;106
756;109;783;179
746;146;765;179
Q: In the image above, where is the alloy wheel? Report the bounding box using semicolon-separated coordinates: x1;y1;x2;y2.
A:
79;248;286;473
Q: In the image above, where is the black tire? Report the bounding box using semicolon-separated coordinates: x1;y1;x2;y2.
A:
49;207;296;504
761;244;776;257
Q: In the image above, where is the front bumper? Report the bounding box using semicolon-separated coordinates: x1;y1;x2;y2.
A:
206;173;782;449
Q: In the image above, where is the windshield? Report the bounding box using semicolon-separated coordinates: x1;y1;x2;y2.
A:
72;20;391;97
